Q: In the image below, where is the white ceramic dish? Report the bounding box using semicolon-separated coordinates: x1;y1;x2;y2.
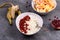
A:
31;0;57;15
16;12;43;35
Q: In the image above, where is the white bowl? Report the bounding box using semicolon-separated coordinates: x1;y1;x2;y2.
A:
16;12;43;35
31;0;57;15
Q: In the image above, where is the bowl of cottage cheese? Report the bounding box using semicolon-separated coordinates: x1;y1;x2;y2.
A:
16;12;43;35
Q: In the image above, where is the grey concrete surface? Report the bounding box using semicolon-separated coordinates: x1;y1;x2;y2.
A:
0;0;60;40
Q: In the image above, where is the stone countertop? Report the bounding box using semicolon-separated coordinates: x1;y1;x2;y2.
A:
0;0;60;40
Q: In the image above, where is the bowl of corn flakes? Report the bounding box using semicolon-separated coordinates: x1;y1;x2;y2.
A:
31;0;57;15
